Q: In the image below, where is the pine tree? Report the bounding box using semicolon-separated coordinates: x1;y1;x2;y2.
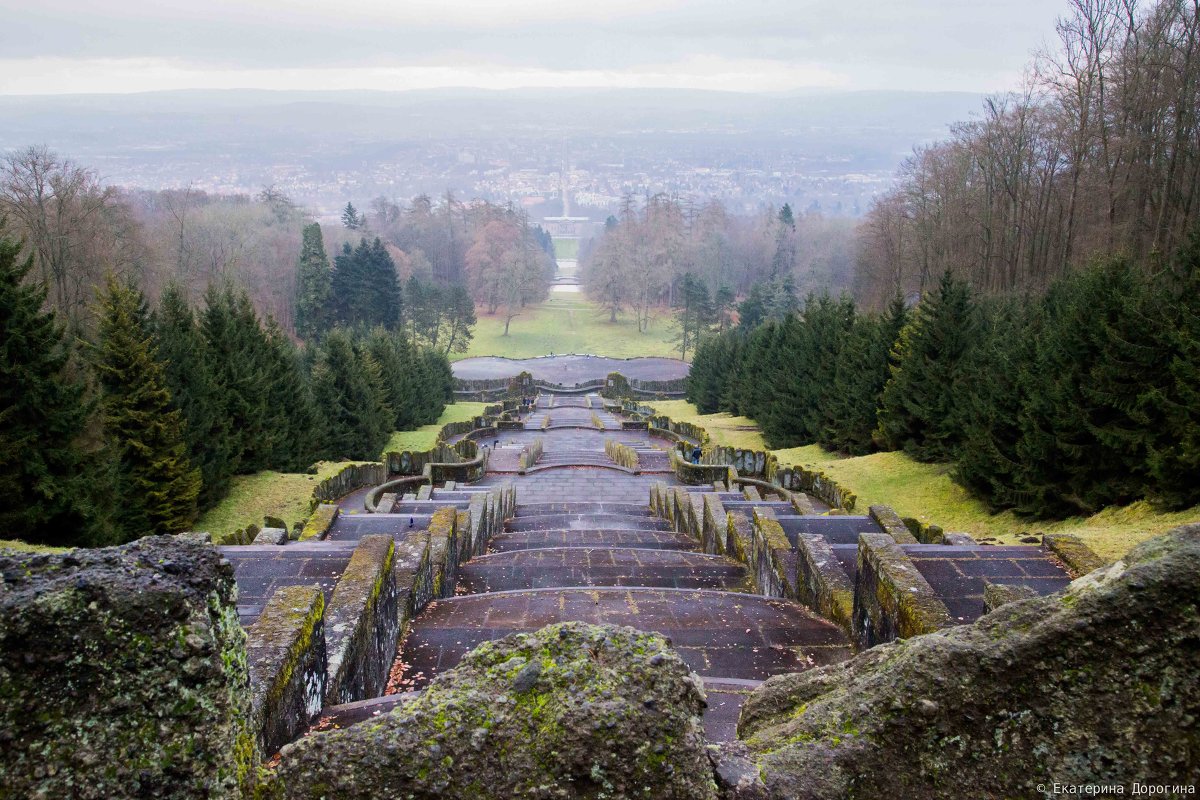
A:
261;317;324;471
154;284;232;509
0;232;105;546
341;202;362;230
875;270;976;462
295;222;332;340
1014;258;1165;516
93;278;200;539
367;238;403;330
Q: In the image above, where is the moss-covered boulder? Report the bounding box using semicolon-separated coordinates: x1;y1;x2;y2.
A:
726;524;1200;799
0;536;255;799
268;622;718;799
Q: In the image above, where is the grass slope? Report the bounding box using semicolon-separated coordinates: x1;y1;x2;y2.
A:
0;539;69;554
193;460;367;539
384;402;491;452
197;402;492;540
653;400;1200;561
457;296;678;361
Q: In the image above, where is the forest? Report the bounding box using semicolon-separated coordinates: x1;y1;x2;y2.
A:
686;0;1200;522
853;0;1200;307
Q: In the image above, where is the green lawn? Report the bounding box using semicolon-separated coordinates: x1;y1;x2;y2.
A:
384;402;491;452
650;400;1200;561
456;296;679;361
193;460;367;541
552;238;580;260
197;402;493;541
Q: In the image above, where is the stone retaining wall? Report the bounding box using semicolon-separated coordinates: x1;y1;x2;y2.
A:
247;584;327;756
323;535;399;706
853;533;955;648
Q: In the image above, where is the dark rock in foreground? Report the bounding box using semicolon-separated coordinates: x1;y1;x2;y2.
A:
726;524;1200;799
0;536;255;800
267;622;718;800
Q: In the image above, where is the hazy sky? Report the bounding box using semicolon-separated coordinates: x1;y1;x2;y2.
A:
0;0;1066;95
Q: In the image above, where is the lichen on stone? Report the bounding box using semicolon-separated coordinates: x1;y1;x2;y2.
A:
264;622;718;800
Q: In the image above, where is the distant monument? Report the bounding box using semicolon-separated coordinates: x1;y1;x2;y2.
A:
543;163;589;238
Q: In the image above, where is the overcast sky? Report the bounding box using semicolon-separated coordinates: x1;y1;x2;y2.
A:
0;0;1066;95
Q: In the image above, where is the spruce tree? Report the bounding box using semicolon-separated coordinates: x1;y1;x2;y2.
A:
875;270;976;462
311;328;391;460
154;285;232;509
261;317;324;471
952;297;1035;510
1015;258;1164;516
1145;230;1200;508
201;283;270;475
295;222;332;340
93;278;201;539
0;232;104;546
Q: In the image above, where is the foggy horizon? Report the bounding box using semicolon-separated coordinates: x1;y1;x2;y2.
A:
1;0;1063;95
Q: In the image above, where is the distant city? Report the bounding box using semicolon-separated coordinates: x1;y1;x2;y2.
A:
0;88;983;223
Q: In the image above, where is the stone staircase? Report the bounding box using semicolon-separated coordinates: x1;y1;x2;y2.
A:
391;483;854;742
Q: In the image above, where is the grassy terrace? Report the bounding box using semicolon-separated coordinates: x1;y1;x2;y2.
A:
195;401;492;541
650;400;1200;561
456;296;678;361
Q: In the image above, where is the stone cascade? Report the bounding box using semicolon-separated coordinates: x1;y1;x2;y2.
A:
652;483;1083;648
336;420;855;744
218;482;515;754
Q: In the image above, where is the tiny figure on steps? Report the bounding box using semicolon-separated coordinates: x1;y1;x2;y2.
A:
691;446;702;464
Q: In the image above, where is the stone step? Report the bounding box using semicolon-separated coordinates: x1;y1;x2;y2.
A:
325;514;433;541
392;501;470;514
903;544;1074;623
489;529;698;552
505;513;673;532
516;501;650;517
458;547;751;592
775;515;884;546
395;588;852;689
220;542;358;625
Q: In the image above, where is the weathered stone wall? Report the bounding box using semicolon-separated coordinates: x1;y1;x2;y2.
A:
794;533;855;636
852;533;954;648
729;525;1200;799
247;585;326;756
263;623;717;800
323;535;399;706
0;537;257;800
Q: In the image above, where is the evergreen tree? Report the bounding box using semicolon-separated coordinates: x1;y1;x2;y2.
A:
367;237;403;330
341;202;362;230
261;317;324;471
672;273;714;360
154;285;232;509
93;278;200;539
1144;230;1200;508
821;294;908;454
952;297;1036;509
876;270;976;462
1014;258;1164;516
0;231;104;546
294;222;332;340
201;283;270;475
311;328;391;459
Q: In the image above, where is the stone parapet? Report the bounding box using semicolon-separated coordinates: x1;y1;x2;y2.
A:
323;535;398;706
853;533;954;648
795;533;855;636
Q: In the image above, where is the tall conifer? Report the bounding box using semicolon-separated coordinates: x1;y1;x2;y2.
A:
93;278;200;539
0;232;103;546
